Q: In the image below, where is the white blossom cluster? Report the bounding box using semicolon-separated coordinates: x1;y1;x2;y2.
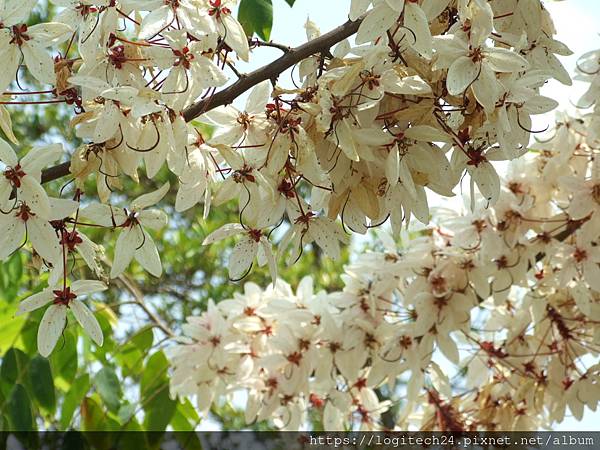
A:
0;0;595;418
169;116;600;430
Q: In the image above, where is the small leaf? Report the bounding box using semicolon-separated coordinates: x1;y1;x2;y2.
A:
238;0;273;41
81;395;119;432
170;399;201;431
7;384;33;430
60;374;90;430
143;385;177;431
29;355;56;413
1;347;28;385
141;351;176;431
94;367;122;412
283;0;295;5
140;351;169;395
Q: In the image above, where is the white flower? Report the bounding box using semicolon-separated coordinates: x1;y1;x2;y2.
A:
146;30;228;111
0;3;72;92
15;280;107;357
0;140;63;219
81;182;170;278
0;197;78;263
203;81;271;147
203;223;277;283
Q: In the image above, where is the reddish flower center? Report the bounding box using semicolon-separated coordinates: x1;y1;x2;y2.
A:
60;231;83;251
15;203;34;222
108;45;127;69
286;351;302;366
75;3;98;16
122;210;140;228
10;24;30;45
573;247;588;263
53;287;77;306
4;164;26;188
173;47;194;70
248;228;262;242
208;0;231;17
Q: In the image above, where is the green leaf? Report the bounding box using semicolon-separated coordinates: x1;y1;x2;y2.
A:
94;367;122;412
6;384;33;430
238;0;273;41
115;327;154;377
28;355;56;413
60;374;90;430
81;395;119;432
0;253;23;300
140;351;169;395
283;0;295;5
140;351;176;431
170;399;200;431
1;347;28;385
50;328;78;385
143;385;176;431
0;308;26;355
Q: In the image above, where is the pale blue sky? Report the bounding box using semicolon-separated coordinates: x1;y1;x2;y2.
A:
218;0;600;432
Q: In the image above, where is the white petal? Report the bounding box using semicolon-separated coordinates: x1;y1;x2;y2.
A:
447;56;479;96
203;223;245;245
15;289;53;316
47;197;79;220
22;42;55;84
70;300;103;346
93;103;121;143
404;125;451;142
350;0;371;20
2;0;36;27
0;216;25;260
437;334;459;364
355;4;396;45
81;203;127;227
228;238;257;280
21;144;63;178
19;176;51;219
310;218;341;260
28;22;72;45
110;227;138;278
139;6;173;39
191;56;228;89
404;3;432;59
485;48;529;73
259;237;277;285
71;280;107;296
37;304;67;358
222;15;250;62
28;217;61;262
245;81;271;114
0;137;18;166
138;209;168;230
135;234;162;277
131;182;170;211
0;43;20;94
470;162;500;204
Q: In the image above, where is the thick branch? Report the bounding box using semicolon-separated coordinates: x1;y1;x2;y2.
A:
182;16;362;121
39;16;364;185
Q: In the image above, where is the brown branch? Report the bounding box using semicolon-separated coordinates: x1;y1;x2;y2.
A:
38;16;364;185
181;16;363;122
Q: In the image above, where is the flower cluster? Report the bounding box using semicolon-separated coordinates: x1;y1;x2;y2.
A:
169;112;600;430
0;0;592;405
